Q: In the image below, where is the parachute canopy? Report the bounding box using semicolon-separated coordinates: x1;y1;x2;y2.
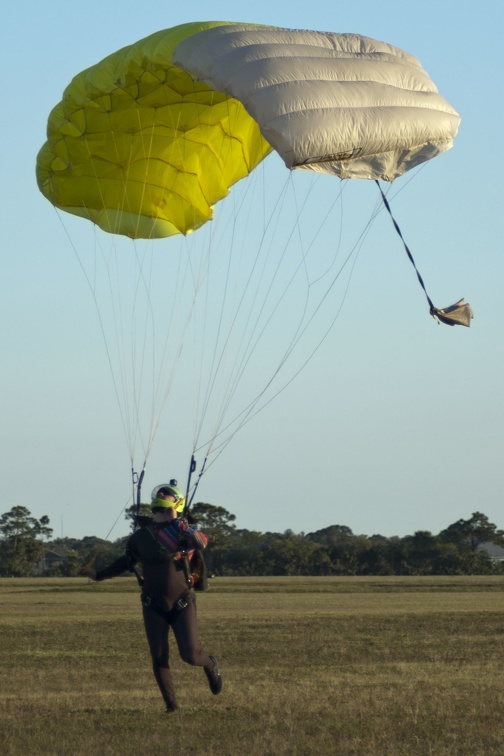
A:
36;21;460;239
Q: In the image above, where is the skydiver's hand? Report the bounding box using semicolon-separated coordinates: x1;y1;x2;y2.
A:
79;567;98;580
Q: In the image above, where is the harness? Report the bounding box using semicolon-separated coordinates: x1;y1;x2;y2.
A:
129;521;200;622
140;586;194;622
131;544;195;621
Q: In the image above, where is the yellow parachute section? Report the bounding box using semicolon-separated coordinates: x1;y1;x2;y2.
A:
36;21;272;239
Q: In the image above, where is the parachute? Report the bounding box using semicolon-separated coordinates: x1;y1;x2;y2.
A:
36;22;468;514
37;21;460;239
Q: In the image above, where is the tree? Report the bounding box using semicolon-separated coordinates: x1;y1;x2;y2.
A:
190;502;236;573
440;512;504;549
440;512;504;572
124;503;152;524
0;506;53;576
223;528;265;575
402;531;438;575
306;524;355;548
254;532;315;576
191;502;236;533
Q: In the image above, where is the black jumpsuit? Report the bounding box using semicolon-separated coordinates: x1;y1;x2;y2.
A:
96;520;213;711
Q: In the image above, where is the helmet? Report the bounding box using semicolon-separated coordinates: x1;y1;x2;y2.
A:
151;480;186;512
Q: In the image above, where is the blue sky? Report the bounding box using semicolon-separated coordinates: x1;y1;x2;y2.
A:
1;1;502;542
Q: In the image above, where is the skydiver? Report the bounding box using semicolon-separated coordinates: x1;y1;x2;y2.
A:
80;481;222;713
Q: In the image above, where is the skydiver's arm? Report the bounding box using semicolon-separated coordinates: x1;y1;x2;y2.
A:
176;519;209;550
94;554;133;581
80;540;139;581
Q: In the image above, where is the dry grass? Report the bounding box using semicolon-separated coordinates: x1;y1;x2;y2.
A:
1;576;503;755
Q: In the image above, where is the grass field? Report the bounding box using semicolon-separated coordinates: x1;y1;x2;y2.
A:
1;576;503;755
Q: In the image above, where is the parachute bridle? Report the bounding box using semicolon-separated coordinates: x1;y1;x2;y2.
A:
376;181;473;327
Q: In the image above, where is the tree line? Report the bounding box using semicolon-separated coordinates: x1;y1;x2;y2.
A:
1;504;503;578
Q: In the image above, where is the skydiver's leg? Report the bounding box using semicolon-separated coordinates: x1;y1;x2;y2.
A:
171;599;213;668
142;605;177;711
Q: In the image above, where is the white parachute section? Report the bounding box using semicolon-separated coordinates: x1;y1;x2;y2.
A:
174;25;461;181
